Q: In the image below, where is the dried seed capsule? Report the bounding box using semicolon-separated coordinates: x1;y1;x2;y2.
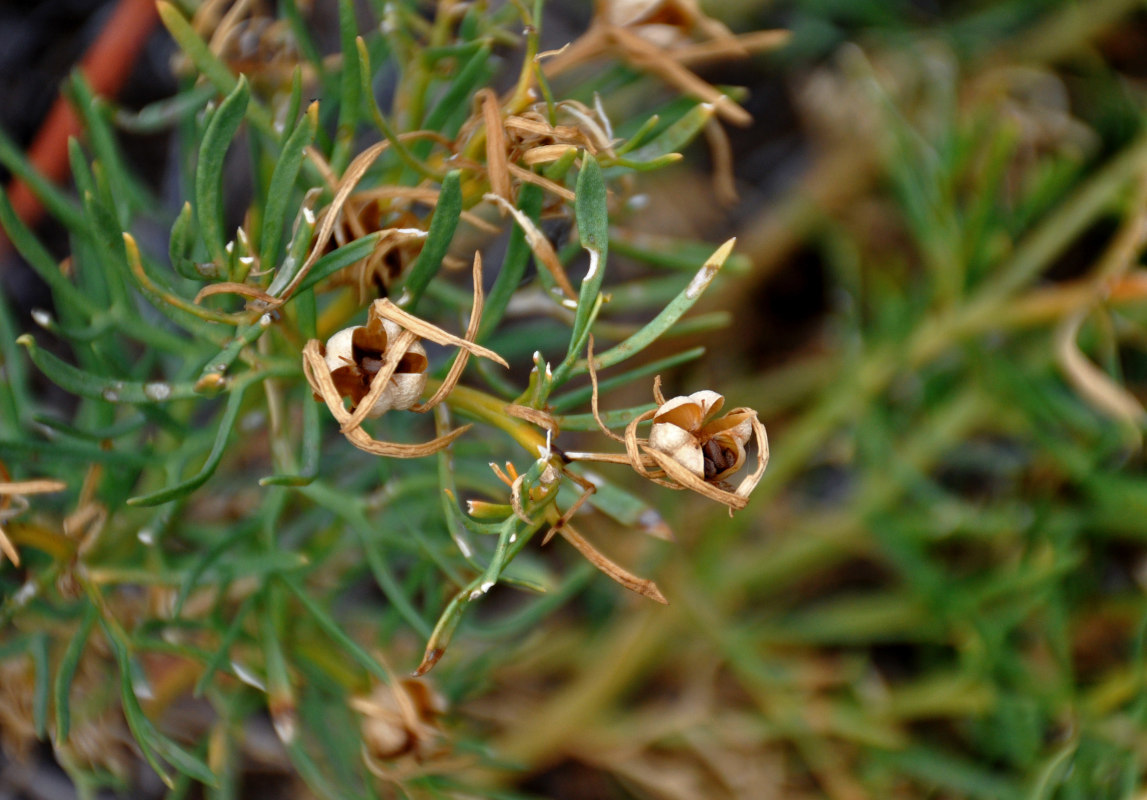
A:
323;317;428;417
648;390;752;483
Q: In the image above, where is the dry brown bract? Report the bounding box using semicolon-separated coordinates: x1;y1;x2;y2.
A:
302;254;508;458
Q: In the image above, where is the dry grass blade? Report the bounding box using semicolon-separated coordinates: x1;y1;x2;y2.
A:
0;480;69;495
480;89;512;203
275;139;389;301
703;118;737;205
505;404;559;434
555;522;668;604
195;282;277;304
485;193;577;299
644;449;748;510
588;336;626;443
672;29;791;66
521;144;580;166
0;478;67;567
734;412;769;501
371;299;509;367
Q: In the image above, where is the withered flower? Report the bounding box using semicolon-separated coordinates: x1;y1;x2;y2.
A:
625;379;767;513
323;316;428;417
352;678;447;766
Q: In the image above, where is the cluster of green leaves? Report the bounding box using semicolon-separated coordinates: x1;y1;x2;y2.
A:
0;1;751;796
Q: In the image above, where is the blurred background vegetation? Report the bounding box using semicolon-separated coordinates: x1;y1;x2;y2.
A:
5;0;1147;798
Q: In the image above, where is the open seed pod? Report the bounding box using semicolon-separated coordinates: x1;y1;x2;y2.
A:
323;316;428;418
618;379;768;513
352;678;447;764
301;253;509;459
647;391;753;482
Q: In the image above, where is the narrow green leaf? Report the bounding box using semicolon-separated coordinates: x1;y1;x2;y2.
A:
580;239;735;372
260;102;319;272
278;573;389;683
0;188;94;314
331;0;361;173
620;101;717;165
568;154;609;358
261;388;320;486
113;81;216;133
551;346;705;411
106;625;217;787
419;43;493;144
0;436;152;466
357;37;440;181
194;595;255;697
54;604;97;741
196;75;250;267
576;155;609;255
156;2;272;136
69;73;147;218
0;125;85;231
266;194;321;296
0;287;31;429
169;201;206;281
127;378;252;506
554;403;655;430
401;170;462;309
17;335;199;405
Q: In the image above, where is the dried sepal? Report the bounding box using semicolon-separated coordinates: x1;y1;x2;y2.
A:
479;89;512;203
485;193;577;299
410;253;498;412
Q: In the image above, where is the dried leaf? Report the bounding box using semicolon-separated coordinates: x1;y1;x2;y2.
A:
556;522;668;604
485;193;577;299
480;89;512;203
